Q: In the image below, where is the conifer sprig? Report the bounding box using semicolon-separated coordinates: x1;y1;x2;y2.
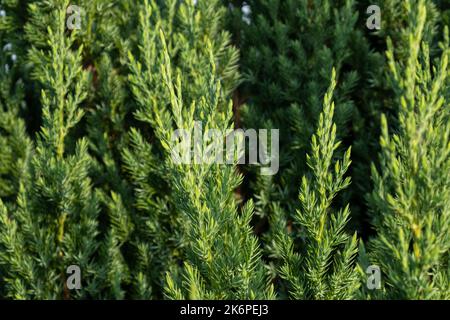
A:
0;1;100;299
368;0;450;299
156;33;274;300
276;69;359;300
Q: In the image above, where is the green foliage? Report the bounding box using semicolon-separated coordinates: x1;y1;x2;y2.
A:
0;0;32;204
222;0;383;244
367;0;449;299
158;43;273;300
272;70;359;299
0;0;101;299
0;0;448;300
0;50;31;203
127;0;273;299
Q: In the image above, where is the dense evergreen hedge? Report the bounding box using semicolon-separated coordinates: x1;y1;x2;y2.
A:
0;0;448;299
